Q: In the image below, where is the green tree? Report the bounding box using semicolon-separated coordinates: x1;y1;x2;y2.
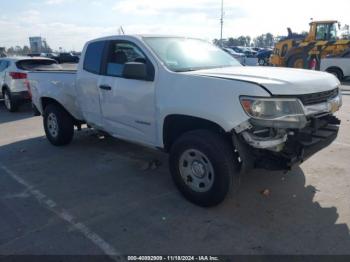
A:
227;37;239;46
22;46;30;55
253;33;275;47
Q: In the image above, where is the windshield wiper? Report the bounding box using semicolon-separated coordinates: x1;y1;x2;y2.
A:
174;68;198;72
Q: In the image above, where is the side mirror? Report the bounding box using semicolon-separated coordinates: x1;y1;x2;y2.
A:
122;62;148;80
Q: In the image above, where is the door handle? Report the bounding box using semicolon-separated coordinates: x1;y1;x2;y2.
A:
99;85;112;91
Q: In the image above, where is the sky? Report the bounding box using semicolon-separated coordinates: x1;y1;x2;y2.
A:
0;0;349;51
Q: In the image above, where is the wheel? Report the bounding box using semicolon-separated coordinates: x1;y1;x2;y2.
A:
287;54;305;68
3;88;19;112
169;130;238;207
43;104;74;146
326;68;343;81
258;58;266;66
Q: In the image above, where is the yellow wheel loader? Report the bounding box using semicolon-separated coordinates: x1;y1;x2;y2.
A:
270;20;350;70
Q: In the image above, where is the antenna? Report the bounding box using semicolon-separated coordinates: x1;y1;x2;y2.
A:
220;0;224;46
118;26;125;35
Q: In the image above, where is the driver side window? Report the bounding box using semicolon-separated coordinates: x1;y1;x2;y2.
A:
105;42;147;77
0;61;8;72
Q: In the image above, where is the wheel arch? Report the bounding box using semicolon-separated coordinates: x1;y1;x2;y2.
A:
162;114;229;152
326;66;344;77
41;97;80;124
2;84;9;94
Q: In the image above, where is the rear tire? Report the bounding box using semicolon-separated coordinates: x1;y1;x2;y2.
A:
3;89;19;112
326;68;343;81
287;54;305;68
169;130;238;207
43;104;74;146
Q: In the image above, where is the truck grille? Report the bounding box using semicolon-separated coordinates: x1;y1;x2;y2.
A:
297;88;339;106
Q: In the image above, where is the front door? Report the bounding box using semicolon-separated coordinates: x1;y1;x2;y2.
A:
99;40;157;146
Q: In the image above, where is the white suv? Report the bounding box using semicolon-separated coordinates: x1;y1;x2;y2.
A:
0;57;60;112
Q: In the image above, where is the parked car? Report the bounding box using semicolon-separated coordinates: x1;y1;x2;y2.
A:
234;46;257;57
244;47;258;56
29;35;342;207
27;53;42;57
257;49;273;66
55;53;79;64
27;53;59;60
320;50;350;80
252;47;264;52
42;53;59;60
228;46;258;65
0;57;61;112
230;46;246;54
223;48;246;64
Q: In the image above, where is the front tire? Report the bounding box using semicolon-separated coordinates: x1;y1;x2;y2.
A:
169;130;238;207
3;89;19;112
43;104;74;146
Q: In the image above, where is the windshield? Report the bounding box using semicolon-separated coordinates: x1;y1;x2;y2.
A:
143;37;241;72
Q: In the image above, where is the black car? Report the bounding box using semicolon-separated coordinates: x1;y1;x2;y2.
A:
55;53;79;64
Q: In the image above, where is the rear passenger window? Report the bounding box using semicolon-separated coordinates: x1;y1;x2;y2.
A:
0;61;8;72
84;41;106;74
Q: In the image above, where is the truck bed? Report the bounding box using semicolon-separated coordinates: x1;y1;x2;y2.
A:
28;70;84;121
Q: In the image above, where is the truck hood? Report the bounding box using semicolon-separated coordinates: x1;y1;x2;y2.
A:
186;66;340;95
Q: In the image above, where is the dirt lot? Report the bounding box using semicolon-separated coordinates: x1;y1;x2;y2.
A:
0;83;350;257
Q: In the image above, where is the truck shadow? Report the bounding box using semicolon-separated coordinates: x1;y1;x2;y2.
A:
0;102;34;124
0;131;349;254
342;78;350;86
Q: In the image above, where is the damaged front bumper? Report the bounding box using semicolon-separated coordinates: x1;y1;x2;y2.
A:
233;114;341;171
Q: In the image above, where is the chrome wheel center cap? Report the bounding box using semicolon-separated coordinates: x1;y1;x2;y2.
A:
191;161;206;178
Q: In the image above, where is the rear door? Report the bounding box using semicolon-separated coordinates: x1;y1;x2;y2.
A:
76;41;107;128
98;40;157;145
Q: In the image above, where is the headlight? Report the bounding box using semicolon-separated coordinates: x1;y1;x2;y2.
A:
240;97;307;129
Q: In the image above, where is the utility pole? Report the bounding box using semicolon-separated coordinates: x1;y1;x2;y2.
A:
220;0;224;47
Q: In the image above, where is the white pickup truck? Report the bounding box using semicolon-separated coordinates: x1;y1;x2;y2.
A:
29;35;342;207
321;50;350;81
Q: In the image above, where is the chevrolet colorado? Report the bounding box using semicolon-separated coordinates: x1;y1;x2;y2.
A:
28;35;342;207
